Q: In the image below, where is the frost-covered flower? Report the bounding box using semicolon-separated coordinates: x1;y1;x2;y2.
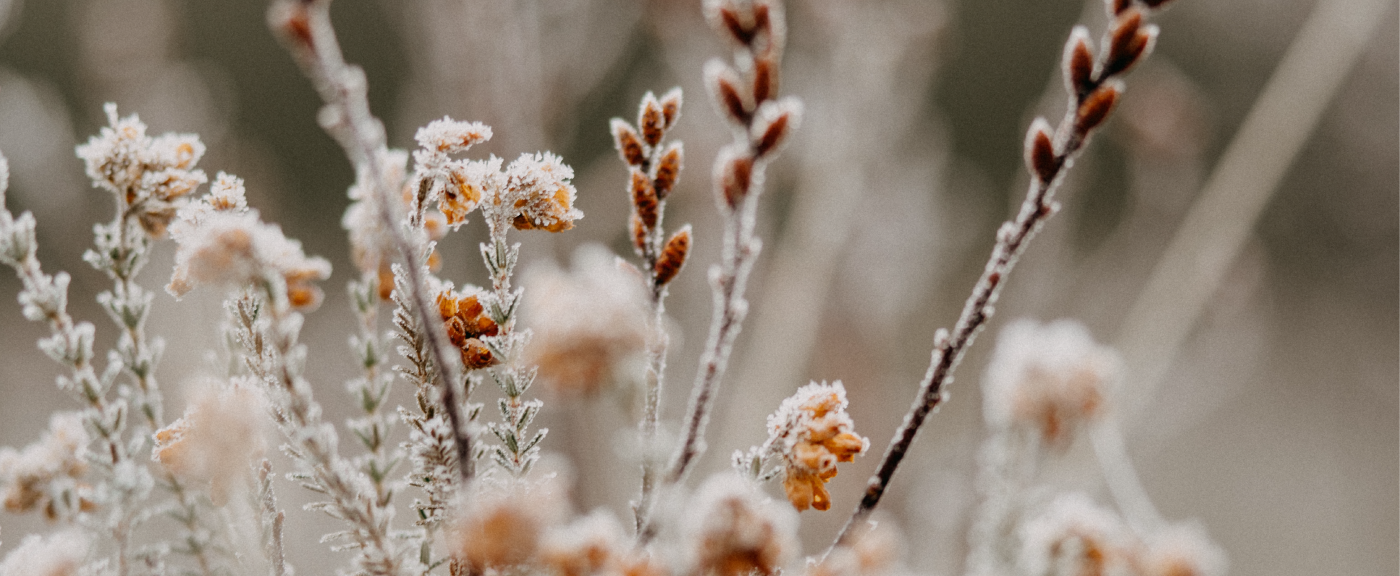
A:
437;285;500;369
415;117;493;155
0;413;90;519
505;152;582;233
539;510;626;576
1138;524;1226;576
522;245;649;397
167;205;331;310
982;319;1120;444
410;118;493;229
75;103;208;237
0;529;89;576
1018;493;1134;576
152;380;267;505
689;473;797;576
450;475;567;571
763;381;868;511
808;518;901;576
343;149;447;299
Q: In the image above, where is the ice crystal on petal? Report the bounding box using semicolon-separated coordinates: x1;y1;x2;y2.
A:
982;319;1120;444
75;103;209;237
415;117;493;155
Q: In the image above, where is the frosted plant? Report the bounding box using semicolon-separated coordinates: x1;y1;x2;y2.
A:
734;381;870;512
521;244;650;398
0;529;91;576
1016;493;1136;576
150;381;267;506
1135;524;1227;576
685;473;798;576
446;474;568;574
0;413;91;520
981;320;1120;446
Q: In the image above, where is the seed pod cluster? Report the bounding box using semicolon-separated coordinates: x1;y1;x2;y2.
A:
609;88;692;290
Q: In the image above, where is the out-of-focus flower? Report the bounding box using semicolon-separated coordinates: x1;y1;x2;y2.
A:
450;475;567;571
523;245;649;397
437;285;500;369
540;510;625;576
75;103;208;237
1137;524;1227;576
0;413;90;519
167;197;331;311
982;319;1120;445
343;149;447;299
763;381;868;511
504;152;581;233
1018;493;1134;576
0;529;89;576
808;518;902;576
152;380;266;505
689;473;797;576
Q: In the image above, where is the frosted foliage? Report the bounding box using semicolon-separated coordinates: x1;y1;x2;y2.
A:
0;413;88;517
1018;493;1134;576
0;529;90;576
522;244;649;397
982;319;1120;442
687;473;798;576
152;381;267;505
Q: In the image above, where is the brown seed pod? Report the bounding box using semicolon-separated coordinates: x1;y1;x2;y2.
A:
706;61;752;124
611;119;647;167
653;142;684;199
1024;118;1059;184
1075;81;1122;134
752;102;797;159
632;168;660;229
640;92;666;148
719;152;754;209
1103;9;1152;78
655;226;692;286
1063;27;1096;98
660;87;683;130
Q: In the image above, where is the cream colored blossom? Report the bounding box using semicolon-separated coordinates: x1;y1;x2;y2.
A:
982;319;1120;445
763;381;868;511
0;413;90;519
167;205;331;310
450;475;568;571
523;245;649;397
1018;493;1135;576
75;103;208;237
540;510;626;576
504;152;582;232
152;381;267;505
689;473;797;576
0;529;89;576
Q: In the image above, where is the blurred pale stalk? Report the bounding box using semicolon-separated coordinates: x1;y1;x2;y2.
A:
1114;0;1393;421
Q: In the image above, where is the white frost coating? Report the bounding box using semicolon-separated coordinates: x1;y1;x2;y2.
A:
1017;493;1133;576
981;318;1120;442
0;529;89;576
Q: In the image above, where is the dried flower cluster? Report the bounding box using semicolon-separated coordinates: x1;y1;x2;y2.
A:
0;1;1231;576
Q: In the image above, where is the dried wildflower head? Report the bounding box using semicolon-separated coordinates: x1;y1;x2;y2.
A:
437;284;500;369
411;118;494;229
75;103;208;237
540;510;626;576
416;116;493;155
1137;524;1227;576
522;245;649;397
763;381;868;511
982;319;1120;445
152;381;267;505
689;473;797;576
167;206;331;311
450;475;567;571
0;529;90;576
1018;493;1135;576
0;413;90;520
505;152;582;232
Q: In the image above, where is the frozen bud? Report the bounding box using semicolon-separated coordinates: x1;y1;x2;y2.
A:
0;413;90;519
76;104;211;237
655;225;692;286
763;381;868;512
1103;10;1156;78
1106;0;1133;15
1018;493;1135;576
451;476;567;571
1075;81;1122;135
705;60;752;124
1139;524;1227;576
653;142;684;199
716;148;754;209
150;132;206;171
441;162;486;227
689;473;797;576
437;285;500;370
76;104;150;194
153;381;267;505
704;0;759;47
982;319;1119;445
659;87;684;130
523;245;649;397
415;116;492;154
506;152;583;233
752;55;777;105
611;119;648;167
1024;118;1059;184
631;212;649;255
632;168;660;230
751;98;803;159
205;172;249;212
1063;27;1096;99
0;529;90;576
540;510;625;576
640;92;667;148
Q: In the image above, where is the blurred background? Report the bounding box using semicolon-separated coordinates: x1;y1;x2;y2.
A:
0;0;1393;575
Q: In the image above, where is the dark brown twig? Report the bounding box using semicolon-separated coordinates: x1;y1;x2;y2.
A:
828;0;1168;552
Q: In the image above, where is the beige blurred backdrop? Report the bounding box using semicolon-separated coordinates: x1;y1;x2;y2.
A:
0;0;1394;575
